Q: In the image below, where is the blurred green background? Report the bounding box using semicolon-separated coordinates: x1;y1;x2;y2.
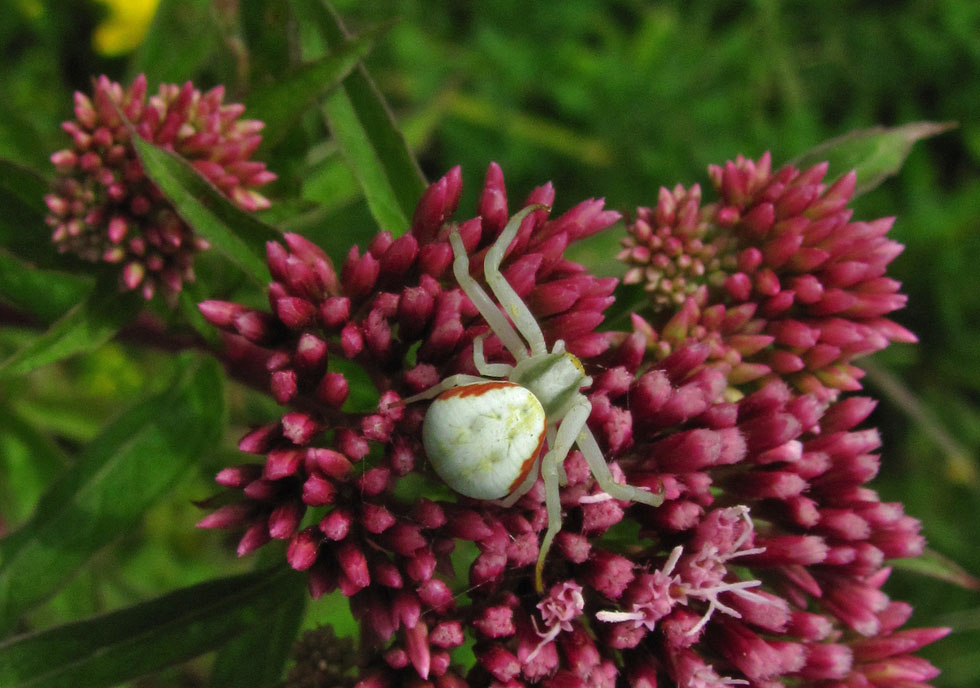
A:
1;0;978;685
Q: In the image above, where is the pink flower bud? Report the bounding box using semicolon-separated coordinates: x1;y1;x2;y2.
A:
336;541;371;593
274;296;316;330
315;371;349;407
342;246;381;300
362;503;397;534
281;412;320;446
215;464;262;488
478;645;521;682
414;499;447;529
196;503;251;530
264;448;303;480
237;521;271;557
384;522;427;556
419;578;454;613
287;527;321;570
403;622;431;679
412;166;462;244
304;447;353;479
586;550;634;599
268;500;305;539
320;508;353;541
302;473;336;506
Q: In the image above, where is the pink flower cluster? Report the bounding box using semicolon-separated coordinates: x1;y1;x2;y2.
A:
45;74;275;300
620;153;916;401
199;162;945;686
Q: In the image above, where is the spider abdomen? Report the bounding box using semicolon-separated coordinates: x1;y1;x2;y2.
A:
422;381;547;500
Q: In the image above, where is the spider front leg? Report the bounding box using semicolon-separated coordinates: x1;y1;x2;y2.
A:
472;332;513;378
483;205;549;357
576;427;664;507
448;228;527;361
397;374;487;405
534;396;592;592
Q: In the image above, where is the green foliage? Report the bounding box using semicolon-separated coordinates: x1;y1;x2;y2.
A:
132;138;279;284
246;22;387;151
292;0;428;233
0;276;142;379
0;356;224;631
793;122;959;197
0;0;977;685
0;566;303;688
207;579;307;688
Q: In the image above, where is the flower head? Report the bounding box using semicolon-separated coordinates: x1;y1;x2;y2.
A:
200;161;944;686
45;74;275;300
621;153;916;400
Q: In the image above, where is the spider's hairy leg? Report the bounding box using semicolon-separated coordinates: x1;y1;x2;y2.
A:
534;397;591;592
449;228;526;360
484;205;550;357
576;424;664;507
473;332;513;377
396;374;487;405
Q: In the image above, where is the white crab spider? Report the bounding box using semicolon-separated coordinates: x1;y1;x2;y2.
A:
403;205;663;591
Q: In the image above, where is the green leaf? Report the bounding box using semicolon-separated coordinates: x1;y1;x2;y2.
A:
247;24;387;150
291;0;427;233
792;121;956;197
0;250;90;323
891;547;980;591
0;405;69;529
127;0;221;84
208;576;307;688
0;567;304;688
132;137;280;284
177;280;223;348
321;94;411;231
0;158;46;216
0;276;141;379
0;357;225;631
0;158;58;266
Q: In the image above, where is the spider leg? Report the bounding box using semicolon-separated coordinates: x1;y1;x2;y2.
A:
484;206;550;357
473;332;513;377
534;396;591;592
547;424;568;486
449;229;527;361
397;374;487;405
576;424;664;507
497;454;540;508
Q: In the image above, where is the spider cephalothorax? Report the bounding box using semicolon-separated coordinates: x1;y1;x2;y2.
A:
403;206;663;591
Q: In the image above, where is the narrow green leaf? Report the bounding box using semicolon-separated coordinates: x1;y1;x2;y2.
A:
0;357;225;630
247;25;386;150
0;276;141;379
291;0;427;232
0;250;90;323
792;121;956;197
132;137;279;283
0;405;69;529
322;93;410;231
0;158;60;266
891;548;980;590
0;158;46;215
177;280;223;348
0;567;303;688
208;577;307;687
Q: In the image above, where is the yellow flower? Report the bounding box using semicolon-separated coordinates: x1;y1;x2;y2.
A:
91;0;160;56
